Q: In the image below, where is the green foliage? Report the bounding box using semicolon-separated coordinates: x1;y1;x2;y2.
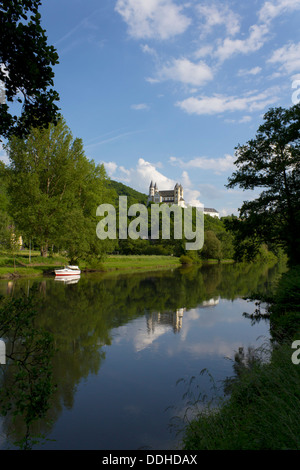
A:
227;104;300;265
0;261;285;448
107;179;148;206
0;290;55;449
216;231;235;259
0;0;60;139
5;118;115;262
181;262;300;450
201;231;222;260
268;266;300;341
180;254;193;265
181;343;300;450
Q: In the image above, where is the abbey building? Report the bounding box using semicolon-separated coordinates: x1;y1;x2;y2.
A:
147;181;185;207
147;181;219;218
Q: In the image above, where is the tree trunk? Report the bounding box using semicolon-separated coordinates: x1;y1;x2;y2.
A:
40;245;48;257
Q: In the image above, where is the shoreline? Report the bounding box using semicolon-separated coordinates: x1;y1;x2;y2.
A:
0;255;236;279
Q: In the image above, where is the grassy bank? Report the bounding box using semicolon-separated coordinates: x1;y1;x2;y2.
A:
97;254;181;271
181;265;300;450
0;251;181;278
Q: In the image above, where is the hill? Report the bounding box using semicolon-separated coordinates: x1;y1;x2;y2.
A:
108;179;148;206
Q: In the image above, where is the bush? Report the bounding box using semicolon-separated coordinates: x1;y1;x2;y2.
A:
268;266;300;340
180;255;193;265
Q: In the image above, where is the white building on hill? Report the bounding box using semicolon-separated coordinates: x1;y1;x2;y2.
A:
148;181;185;207
147;181;219;218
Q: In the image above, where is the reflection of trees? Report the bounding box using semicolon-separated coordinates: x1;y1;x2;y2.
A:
0;292;55;449
0;260;285;447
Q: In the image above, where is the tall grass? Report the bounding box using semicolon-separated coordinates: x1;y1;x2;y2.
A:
180;343;300;450
181;266;300;450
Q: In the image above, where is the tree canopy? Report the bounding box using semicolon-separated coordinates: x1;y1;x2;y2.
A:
0;0;60;140
5;118;115;261
226;104;300;265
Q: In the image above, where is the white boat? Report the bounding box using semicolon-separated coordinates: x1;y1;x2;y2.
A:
54;265;81;276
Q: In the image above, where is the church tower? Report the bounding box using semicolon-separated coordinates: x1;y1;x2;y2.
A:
149;181;154;198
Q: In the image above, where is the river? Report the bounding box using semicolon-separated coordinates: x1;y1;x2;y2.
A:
0;262;285;450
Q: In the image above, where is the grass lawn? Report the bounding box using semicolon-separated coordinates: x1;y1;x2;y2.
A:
101;254;180;270
0;251;181;278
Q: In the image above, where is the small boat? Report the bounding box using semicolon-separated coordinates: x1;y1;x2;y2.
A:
54;265;81;276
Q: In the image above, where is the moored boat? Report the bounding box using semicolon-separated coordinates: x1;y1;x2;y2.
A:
54;265;81;276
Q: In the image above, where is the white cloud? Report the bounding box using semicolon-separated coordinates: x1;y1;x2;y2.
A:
145;77;160;84
197;3;241;38
258;0;300;23
102;158;204;206
131;103;150;110
149;57;213;87
239;115;252;123
181;170;191;188
193;45;214;59
140;44;157;56
170;154;236;173
104;157;175;192
268;41;300;75
215;23;269;62
238;66;262;77
225;115;252;124
104;161;118;176
212;1;300;63
115;0;191;40
180;170;203;207
176;88;279;115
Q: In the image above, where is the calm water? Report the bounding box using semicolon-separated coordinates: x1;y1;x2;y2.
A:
0;262;284;450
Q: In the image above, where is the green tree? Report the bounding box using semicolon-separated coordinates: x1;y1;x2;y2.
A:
5;118;114;260
201;230;222;260
226;104;300;265
0;0;60;140
217;231;235;260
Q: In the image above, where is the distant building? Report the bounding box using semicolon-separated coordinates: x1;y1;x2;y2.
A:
147;181;185;207
203;207;220;218
147;181;219;217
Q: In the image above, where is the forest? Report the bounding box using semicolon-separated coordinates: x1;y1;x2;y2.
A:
0;117;281;269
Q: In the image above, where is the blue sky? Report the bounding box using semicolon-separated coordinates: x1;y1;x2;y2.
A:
2;0;300;215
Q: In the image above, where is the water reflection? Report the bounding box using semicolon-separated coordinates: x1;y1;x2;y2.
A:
54;275;81;285
146;308;186;334
0;261;286;449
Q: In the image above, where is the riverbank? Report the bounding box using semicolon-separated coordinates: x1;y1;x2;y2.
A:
0;252;182;278
181;264;300;450
0;251;237;278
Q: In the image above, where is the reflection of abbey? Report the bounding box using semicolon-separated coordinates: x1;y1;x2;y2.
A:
145;297;220;334
147;181;219;218
146;308;186;334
